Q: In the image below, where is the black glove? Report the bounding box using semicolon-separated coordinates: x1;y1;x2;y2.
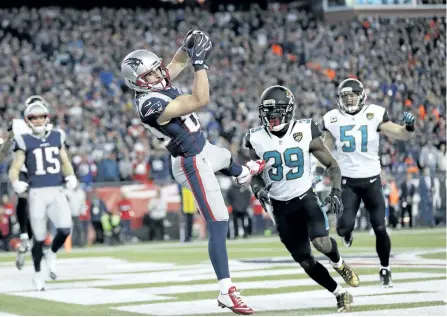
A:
7;121;13;132
184;30;213;71
322;188;343;218
255;184;272;212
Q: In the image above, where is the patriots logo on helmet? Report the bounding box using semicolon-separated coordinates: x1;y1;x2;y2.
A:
367;113;374;120
293;132;303;142
124;57;144;72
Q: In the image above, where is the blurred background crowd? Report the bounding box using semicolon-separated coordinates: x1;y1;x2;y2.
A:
0;0;445;250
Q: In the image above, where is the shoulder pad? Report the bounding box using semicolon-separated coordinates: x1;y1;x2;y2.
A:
296;119;312;124
249;126;264;134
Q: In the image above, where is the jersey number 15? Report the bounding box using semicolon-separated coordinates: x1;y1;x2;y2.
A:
33;147;61;175
263;147;304;181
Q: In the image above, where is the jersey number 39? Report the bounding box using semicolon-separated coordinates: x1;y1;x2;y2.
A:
33;147;61;175
263;147;304;181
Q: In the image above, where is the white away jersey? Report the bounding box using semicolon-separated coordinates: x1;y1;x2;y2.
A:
246;119;321;201
323;104;390;178
12;119;32;173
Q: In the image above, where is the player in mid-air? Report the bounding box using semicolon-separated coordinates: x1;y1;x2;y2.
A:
320;78;415;287
0;95;52;270
246;85;359;312
120;30;263;315
8;100;78;291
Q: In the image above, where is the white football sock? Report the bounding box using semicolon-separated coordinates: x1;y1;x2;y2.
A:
331;257;343;269
219;278;233;294
381;266;390;271
237;166;249;179
332;285;346;296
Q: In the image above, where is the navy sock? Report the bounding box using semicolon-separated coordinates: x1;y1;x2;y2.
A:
207;221;230;280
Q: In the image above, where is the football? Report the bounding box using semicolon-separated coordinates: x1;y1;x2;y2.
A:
184;33;196;49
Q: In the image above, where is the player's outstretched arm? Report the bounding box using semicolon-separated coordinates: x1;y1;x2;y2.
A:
379;112;415;140
157;70;209;123
167;47;190;81
157;32;212;124
310;137;341;190
8;150;25;183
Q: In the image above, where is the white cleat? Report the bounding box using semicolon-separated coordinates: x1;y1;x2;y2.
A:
33;271;47;291
236;160;266;185
45;250;57;280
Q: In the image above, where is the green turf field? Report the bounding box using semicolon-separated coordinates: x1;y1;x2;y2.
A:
0;228;445;316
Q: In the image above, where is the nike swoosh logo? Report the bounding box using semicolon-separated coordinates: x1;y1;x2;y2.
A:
299;193;307;200
370;178;377;183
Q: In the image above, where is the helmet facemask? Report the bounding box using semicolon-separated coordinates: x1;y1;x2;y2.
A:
24;103;50;135
135;60;171;92
260;104;294;132
122;51;172;93
337;79;366;114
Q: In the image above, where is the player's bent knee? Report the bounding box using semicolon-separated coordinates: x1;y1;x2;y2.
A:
311;236;332;254
372;224;387;235
336;226;351;238
57;228;71;237
293;253;316;271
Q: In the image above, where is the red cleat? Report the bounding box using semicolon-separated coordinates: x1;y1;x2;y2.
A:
217;286;254;315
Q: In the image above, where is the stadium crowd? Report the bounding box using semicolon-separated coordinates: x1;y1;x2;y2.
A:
0;4;445;246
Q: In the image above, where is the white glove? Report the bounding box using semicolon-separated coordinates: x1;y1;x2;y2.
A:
12;181;28;194
65;175;78;190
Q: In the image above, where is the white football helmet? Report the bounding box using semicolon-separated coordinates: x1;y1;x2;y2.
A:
25;95;49;108
24;101;50;135
121;50;171;92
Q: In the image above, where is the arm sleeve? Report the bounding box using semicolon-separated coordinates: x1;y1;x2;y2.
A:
311;119;322;140
377;108;391;132
138;97;169;125
382;110;391;123
58;129;67;148
244;133;252;149
12;135;26;152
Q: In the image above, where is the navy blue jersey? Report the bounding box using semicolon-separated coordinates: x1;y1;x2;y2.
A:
13;129;65;188
135;85;206;157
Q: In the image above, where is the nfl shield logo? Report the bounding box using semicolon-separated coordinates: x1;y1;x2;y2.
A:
293;132;303;142
367;113;374;120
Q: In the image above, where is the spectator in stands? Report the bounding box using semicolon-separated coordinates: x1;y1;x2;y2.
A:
132;144;150;183
147;188;167;241
90;193;109;244
419;140;440;172
64;183;87;247
181;187;197;242
226;180;252;239
96;152;120;182
418;167;435;226
250;195;265;235
117;193;133;242
400;173;417;228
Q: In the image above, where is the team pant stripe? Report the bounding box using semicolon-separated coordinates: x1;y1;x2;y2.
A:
180;156;216;222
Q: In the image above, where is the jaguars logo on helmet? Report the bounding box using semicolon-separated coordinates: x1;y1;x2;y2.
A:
259;85;295;132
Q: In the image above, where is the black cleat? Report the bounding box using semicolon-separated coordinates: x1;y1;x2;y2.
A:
380;268;393;288
342;233;353;248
